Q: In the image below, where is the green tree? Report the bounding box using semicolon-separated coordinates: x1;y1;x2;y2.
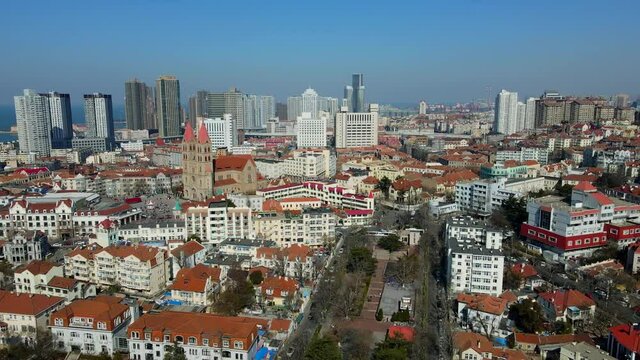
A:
347;247;376;274
164;343;187;360
0;260;13;277
377;176;392;199
376;308;384;321
503;270;523;290
390;309;411;322
249;270;264;285
212;280;255;315
377;234;404;252
187;234;201;243
554;320;573;334
501;195;528;230
509;298;545;333
372;336;412;360
304;334;342;360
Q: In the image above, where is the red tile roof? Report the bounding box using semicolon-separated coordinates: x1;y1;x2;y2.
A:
170;241;205;258
0;290;64;315
170;264;221;293
47;276;79;290
514;332;593;346
15;260;58;275
609;324;640;353
574;181;597;192
456;293;509;316
197;122;210;144
260;276;298;299
183;122;195;142
50;297;129;331
511;263;538;279
538;290;595;316
590;192;614;206
270;319;292;333
215;155;254;172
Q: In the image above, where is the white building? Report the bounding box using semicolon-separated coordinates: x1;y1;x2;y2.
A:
496;146;549;165
0;231;47;266
493;89;519;135
120;140;144;152
204;114;235;149
257;181;374;210
117;220;185;243
127;311;262;360
0;290;65;343
455;177;521;216
64;244;169;297
419;100;427;115
254;208;336;248
182;197;254;247
446;216;505;296
335;104;379;148
14;89;52;157
84;93;115;149
50;296;132;355
296;112;327;148
169;264;221;306
525;97;537;129
14;260;63;294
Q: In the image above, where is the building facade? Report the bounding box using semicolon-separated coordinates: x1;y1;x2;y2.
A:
335;104;379;148
156;75;181;137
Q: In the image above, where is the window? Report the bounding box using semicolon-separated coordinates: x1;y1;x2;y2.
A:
223;340;229;348
576;240;582;245
175;336;183;343
164;335;170;342
528;229;536;235
548;237;556;243
538;233;546;239
203;339;209;346
71;332;79;338
131;331;139;339
234;341;244;349
85;333;93;340
97;322;106;330
54;318;63;326
567;241;573;246
188;336;196;345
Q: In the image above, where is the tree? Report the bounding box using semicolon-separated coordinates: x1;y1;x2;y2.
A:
304;334;342;360
164;342;187;360
509;298;545;333
0;260;13;277
556;183;574;198
334;272;361;319
186;234;201;243
391;254;418;287
501;195;528;230
249;270;264;285
347;247;376;275
378;234;404;252
338;327;372;360
503;269;523;290
372;336;412;360
596;173;628;188
212;280;255;315
554;320;572;334
390;309;411;322
376;308;384;321
377;176;392;199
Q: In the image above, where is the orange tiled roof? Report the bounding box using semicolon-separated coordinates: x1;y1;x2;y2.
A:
50;296;129;331
456;293;508;316
170;264;221;293
15;260;57;275
171;241;205;258
215;155;254;172
0;290;64;315
47;276;79;290
260;276;298;298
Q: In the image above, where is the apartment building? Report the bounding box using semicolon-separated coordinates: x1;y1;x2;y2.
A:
14;260;62;294
117;220;185;243
0;231;47;266
335;104;379;148
0;290;65;343
3;198;74;239
495;146;549;165
257;181;374;210
521;181;640;260
253;244;315;280
127;311;264;360
254;208;336;247
454;177;521;216
64;244;169;297
50;296;132;355
182;196;254;247
446;216;505;296
169;264;221;306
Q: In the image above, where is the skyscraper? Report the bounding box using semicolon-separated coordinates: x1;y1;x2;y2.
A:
14;89;52;157
493;90;518;135
258;96;275;128
343;85;353;112
125;79;154;130
297;112;327;148
525;97;537;130
614;93;630;108
155;75;181;137
302;88;319;118
335;104;379;148
351;74;365;112
42;92;73;148
207;88;246;131
84;93;115;149
419;101;427;115
188;90;209;127
204;114;235;150
275;102;287;121
516;102;526;131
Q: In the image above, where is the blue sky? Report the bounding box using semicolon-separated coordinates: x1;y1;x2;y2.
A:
1;0;639;106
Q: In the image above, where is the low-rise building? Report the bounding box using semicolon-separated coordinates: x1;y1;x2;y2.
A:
259;276;299;307
14;260;62;294
456;293;513;339
50;296;132;355
537;289;595;325
127;311;264;360
0;231;48;266
253;244;315;280
169;264;221;306
170;240;206;277
0;290;65;343
254;208;336;247
608;323;640;360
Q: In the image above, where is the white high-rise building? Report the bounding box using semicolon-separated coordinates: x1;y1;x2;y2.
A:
302;88;319;118
14;89;52;157
419;100;427;115
258;96;275;128
297;112;327;148
525;97;537;130
204;114;235;150
84;93;115;149
493;90;519;135
335;104;379;148
516;102;526;131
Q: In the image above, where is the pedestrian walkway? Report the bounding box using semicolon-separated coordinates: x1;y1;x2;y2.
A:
360;259;387;320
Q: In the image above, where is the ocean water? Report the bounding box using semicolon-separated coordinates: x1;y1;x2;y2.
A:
0;104;125;142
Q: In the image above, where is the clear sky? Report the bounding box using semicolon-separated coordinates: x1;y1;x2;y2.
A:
1;0;639;106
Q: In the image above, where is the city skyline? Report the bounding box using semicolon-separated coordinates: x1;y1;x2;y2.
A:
1;1;639;105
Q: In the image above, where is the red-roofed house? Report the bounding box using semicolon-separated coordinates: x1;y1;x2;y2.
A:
270;318;294;340
608;323;640;360
254;244;314;280
454;331;526;360
214;155;258;195
170;240;206;276
510;263;544;290
259;276;299;307
0;290;65;343
389;178;422;204
14;260;62;294
456;293;514;338
537;289;596;324
170;264;221;306
50;296;132;355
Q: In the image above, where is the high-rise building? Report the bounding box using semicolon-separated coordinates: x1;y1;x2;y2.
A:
155;75;181;137
524;97;536;130
14;89;52;157
287;95;302;122
493;90;518;135
204;114;235;150
351;74;365;112
343;85;353;112
614;93;630;108
207;88;246;131
326;97;339;120
181;122;214;201
516;102;526;131
42;92;73;148
125;79;154;131
188;90;209;127
419;100;427;115
301;88;319;118
296;112;327;148
335;104;379;148
84;93;115;149
275;102;287;120
258;96;275;128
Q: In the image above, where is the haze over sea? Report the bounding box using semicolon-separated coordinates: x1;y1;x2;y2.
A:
0;104;125;143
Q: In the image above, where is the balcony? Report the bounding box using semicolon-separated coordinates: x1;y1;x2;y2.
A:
567;306;591;321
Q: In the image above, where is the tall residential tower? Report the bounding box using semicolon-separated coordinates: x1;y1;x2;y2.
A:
84;93;115;149
493;90;518;135
156;75;181;137
125;79;155;130
351;73;365;112
43;92;73;148
14;89;52;157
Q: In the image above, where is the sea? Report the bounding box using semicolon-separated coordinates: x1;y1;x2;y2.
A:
0;104;125;143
